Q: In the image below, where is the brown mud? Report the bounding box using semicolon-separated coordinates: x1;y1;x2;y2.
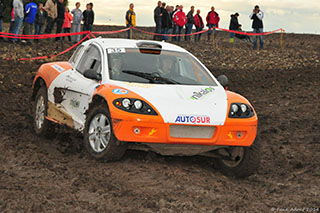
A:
0;26;319;212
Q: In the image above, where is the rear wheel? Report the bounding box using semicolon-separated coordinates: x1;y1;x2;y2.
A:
84;105;127;161
216;141;261;178
33;87;55;138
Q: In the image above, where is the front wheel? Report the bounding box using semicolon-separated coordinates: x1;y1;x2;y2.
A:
33;87;55;138
216;141;261;178
84;105;127;161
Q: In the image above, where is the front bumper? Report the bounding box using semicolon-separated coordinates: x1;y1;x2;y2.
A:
111;111;257;147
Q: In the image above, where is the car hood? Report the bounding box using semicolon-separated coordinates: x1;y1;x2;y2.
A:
110;81;228;126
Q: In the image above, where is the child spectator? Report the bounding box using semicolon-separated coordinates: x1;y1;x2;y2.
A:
62;6;73;41
34;3;46;39
206;6;220;41
83;2;94;38
71;2;82;43
194;9;204;42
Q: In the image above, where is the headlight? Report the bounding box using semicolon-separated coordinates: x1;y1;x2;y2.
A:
134;100;143;110
113;98;157;115
229;103;254;118
122;98;131;108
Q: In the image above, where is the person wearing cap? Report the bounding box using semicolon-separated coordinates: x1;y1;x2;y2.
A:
249;5;264;49
229;12;240;43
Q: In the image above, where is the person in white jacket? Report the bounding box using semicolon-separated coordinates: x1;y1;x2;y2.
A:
249;5;264;49
12;0;24;42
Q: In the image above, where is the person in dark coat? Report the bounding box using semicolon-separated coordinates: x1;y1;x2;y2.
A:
249;5;264;49
185;6;195;41
55;0;65;41
161;5;172;41
35;3;47;36
0;0;3;41
194;9;204;42
82;2;94;38
153;1;162;40
229;12;240;43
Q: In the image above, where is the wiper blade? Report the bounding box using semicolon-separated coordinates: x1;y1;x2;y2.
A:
122;70;180;84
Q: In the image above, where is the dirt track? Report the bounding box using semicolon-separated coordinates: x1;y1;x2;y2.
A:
0;26;319;212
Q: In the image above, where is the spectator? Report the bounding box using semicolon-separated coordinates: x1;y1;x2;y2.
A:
0;0;3;42
62;6;73;41
125;3;136;39
171;5;179;39
55;0;65;41
172;5;187;42
250;5;264;49
185;6;195;41
12;0;24;43
206;6;220;41
194;9;204;42
71;2;82;43
229;12;240;43
83;2;94;38
8;7;15;42
44;0;57;34
22;0;38;44
153;1;162;40
34;3;46;40
161;5;172;41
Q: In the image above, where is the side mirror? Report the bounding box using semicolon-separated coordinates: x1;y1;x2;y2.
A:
84;69;102;81
217;75;229;88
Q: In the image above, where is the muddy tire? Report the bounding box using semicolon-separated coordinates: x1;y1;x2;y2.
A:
216;141;261;178
84;104;127;161
33;87;55;138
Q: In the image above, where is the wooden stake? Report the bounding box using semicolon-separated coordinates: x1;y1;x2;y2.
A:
280;29;283;50
212;29;215;48
130;28;133;39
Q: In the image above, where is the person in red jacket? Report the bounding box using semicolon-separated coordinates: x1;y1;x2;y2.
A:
62;6;73;41
172;5;187;42
206;6;220;41
194;9;204;42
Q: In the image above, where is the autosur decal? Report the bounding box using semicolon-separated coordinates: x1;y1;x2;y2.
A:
175;115;211;124
190;87;215;100
112;89;129;95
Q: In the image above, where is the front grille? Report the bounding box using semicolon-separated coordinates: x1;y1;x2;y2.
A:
169;125;215;139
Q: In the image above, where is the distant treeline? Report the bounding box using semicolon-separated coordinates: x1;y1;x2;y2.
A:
2;0;69;22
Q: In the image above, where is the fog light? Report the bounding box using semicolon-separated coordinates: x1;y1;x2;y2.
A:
134;128;140;134
241;104;247;113
237;132;242;138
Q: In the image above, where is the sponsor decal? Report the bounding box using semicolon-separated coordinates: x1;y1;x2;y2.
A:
190;87;215;100
112;88;129;95
149;128;157;136
228;132;233;139
70;99;80;108
175;115;211;124
123;82;155;88
108;48;126;54
51;64;65;73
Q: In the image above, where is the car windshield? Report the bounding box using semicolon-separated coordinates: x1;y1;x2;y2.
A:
107;48;217;86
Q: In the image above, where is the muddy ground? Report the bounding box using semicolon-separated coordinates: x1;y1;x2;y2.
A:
0;26;319;212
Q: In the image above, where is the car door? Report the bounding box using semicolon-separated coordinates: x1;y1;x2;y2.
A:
48;43;104;131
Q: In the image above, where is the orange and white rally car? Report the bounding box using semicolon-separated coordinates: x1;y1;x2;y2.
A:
32;38;260;177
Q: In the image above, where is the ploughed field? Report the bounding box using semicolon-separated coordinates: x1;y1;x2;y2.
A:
0;25;319;212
